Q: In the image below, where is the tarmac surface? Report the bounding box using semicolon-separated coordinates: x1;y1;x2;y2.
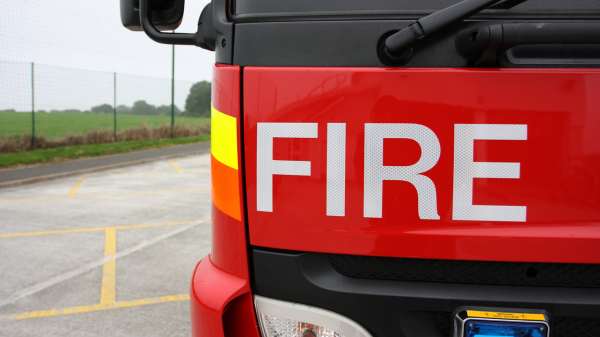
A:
0;142;211;188
0;150;212;336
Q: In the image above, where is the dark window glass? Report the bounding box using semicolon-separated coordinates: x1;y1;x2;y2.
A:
234;0;600;15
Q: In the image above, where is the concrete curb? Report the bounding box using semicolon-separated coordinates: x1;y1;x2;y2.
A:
0;148;210;190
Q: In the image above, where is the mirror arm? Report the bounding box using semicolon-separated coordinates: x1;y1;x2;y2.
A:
139;0;212;49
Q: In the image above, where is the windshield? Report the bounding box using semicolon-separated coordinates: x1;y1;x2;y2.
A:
234;0;599;15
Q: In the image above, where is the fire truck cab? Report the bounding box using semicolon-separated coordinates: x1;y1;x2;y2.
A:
121;0;600;336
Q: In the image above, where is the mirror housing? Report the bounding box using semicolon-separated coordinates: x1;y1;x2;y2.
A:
120;0;184;31
119;0;223;58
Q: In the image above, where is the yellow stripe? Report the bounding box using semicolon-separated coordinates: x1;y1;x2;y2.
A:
467;310;546;321
100;228;117;306
67;177;85;197
0;188;208;202
169;161;183;173
0;220;197;238
3;294;190;320
211;104;238;170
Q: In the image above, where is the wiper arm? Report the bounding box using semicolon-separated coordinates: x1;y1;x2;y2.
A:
488;0;528;10
384;0;526;60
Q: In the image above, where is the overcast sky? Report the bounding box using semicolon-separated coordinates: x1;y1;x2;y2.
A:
0;0;214;111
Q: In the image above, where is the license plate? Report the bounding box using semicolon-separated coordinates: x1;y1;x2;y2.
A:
454;307;550;337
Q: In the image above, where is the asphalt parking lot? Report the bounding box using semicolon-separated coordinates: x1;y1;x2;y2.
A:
0;153;212;336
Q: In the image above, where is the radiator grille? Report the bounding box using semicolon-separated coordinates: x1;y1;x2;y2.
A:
554;317;600;337
329;254;600;287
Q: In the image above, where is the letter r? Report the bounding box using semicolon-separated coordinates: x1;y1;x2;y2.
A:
364;123;441;219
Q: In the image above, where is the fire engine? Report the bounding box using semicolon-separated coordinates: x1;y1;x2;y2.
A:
121;0;600;336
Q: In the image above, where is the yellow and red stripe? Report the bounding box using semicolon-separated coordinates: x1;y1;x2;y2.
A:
210;104;241;220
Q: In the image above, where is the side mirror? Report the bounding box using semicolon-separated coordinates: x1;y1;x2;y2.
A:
120;0;184;32
120;0;216;51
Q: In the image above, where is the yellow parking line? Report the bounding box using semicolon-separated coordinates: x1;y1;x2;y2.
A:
67;177;85;197
0;220;197;238
178;160;208;163
0;188;208;202
169;161;183;173
93;171;208;178
176;158;209;162
2;294;190;320
100;228;117;306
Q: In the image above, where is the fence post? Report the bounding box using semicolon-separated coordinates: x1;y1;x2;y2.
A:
31;62;35;150
114;72;117;142
171;36;175;138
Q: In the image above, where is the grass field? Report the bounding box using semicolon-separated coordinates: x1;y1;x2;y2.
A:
0;111;208;139
0;134;210;169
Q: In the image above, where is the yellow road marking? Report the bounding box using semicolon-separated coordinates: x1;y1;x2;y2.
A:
67;177;85;197
169;161;183;173
100;228;117;306
0;220;197;238
93;171;208;178
0;188;208;202
2;294;190;320
175;158;209;162
0;218;208;321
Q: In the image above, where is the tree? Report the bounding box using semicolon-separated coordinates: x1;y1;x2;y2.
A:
50;109;82;113
116;105;131;114
156;105;181;116
130;100;157;115
91;104;114;114
185;81;211;117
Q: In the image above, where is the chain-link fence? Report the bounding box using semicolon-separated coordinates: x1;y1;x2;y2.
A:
0;61;211;153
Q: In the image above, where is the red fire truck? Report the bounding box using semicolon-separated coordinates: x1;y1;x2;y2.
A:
121;0;600;336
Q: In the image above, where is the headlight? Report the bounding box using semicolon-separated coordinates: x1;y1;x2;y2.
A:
254;295;372;337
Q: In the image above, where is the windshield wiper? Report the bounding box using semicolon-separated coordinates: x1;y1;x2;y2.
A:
383;0;528;62
488;0;528;10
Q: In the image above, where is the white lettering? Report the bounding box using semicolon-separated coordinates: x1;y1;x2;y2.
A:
364;124;441;219
256;123;318;212
327;123;346;216
452;124;527;222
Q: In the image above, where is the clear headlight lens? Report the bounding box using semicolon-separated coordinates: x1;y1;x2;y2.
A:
262;315;342;337
254;295;372;337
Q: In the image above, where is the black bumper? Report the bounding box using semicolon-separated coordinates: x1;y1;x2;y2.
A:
251;248;600;337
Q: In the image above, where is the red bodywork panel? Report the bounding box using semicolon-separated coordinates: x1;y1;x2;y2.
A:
244;67;600;264
190;64;259;337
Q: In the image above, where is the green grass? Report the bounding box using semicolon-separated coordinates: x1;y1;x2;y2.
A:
0;111;208;139
0;134;210;169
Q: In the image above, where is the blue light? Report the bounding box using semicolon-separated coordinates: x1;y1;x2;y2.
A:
465;320;547;337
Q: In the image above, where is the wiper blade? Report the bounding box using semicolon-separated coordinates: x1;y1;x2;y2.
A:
384;0;528;58
488;0;528;10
